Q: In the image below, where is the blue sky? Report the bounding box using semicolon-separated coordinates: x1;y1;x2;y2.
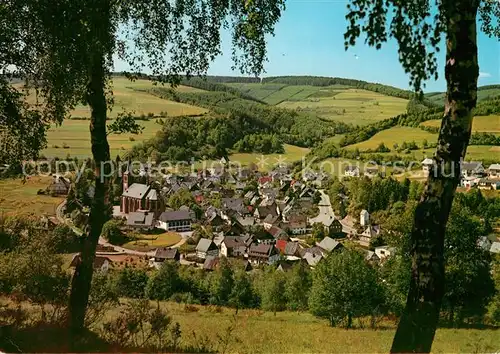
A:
115;0;499;92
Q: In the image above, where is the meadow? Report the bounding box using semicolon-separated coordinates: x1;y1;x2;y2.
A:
15;76;207;119
426;87;500;105
190;144;311;172
42;119;162;158
0;176;64;217
346;126;439;151
122;231;182;251
277;88;408;126
421;115;500;133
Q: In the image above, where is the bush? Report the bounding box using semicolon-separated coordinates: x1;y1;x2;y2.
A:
129;136;136;142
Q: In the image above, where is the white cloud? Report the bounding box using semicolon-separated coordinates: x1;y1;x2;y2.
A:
479;72;491;78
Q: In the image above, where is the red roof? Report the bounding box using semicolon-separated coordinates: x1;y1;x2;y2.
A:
258;176;273;185
195;195;204;203
276;239;287;253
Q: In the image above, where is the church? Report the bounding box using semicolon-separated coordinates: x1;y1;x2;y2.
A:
120;171;161;215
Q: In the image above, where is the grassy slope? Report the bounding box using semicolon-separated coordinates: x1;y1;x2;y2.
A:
426;87;500;105
16;77;207;118
227;82;409;126
421;115;500;133
43;119;161;158
0;176;64;217
121;301;499;353
278;89;408;126
347;126;439;150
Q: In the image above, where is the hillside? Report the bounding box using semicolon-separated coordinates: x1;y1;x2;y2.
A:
37;77;208;158
225;79;410;126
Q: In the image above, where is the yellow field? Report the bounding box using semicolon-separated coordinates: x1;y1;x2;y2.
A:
421;115;500;133
0;176;64;217
15;76;207;118
42;119;162;158
347;126;438;151
277;89;408;126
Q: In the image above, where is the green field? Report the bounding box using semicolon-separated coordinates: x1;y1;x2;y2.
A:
16;76;207;118
347;126;438;151
228;144;310;170
421;115;500;133
277;88;408;126
43;119;162;158
108;302;499;353
122;231;182;251
0;177;64;217
426;87;500;105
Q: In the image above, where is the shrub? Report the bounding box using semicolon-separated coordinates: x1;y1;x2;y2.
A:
129;136;135;142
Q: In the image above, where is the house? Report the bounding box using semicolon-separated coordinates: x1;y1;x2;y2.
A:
365;250;380;263
478;178;500;190
461;161;484;177
340;215;358;237
303;252;323;267
316;237;344;254
375;245;396;260
461;176;480;189
487;164;500;178
258;176;273;188
302;169;317;182
47;175;71;195
359;225;381;247
275;240;301;258
286;214;308;235
221;198;247;215
206;212;226;231
196;238;219;259
421;158;434;173
157;210;192;232
267;226;288;240
126;211;155;231
344;166;360;177
153;247;180;262
220;235;251;257
360;210;370;227
299;187;315;201
490;242;500;254
263;214;280;230
313;172;330;187
324;217;343;236
120;177;161;215
364;167;379;178
254;202;279;220
70;254;111;273
247;243;280;265
203;255;220;271
150;247;180;268
232;215;256;230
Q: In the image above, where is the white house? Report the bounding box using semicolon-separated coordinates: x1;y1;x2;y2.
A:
374;245;396;260
157;210;192;232
344;166;360;177
360;209;370;227
461;161;484;178
487;164;500;178
421;158;434;173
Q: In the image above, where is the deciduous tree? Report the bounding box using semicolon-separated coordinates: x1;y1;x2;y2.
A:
344;0;500;350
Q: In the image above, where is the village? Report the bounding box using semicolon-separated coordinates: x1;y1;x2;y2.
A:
45;157;500;274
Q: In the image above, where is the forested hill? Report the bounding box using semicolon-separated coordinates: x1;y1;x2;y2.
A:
260;76;413;99
126;86;354;162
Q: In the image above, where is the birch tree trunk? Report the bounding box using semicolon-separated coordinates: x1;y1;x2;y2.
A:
68;0;112;333
390;1;479;352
